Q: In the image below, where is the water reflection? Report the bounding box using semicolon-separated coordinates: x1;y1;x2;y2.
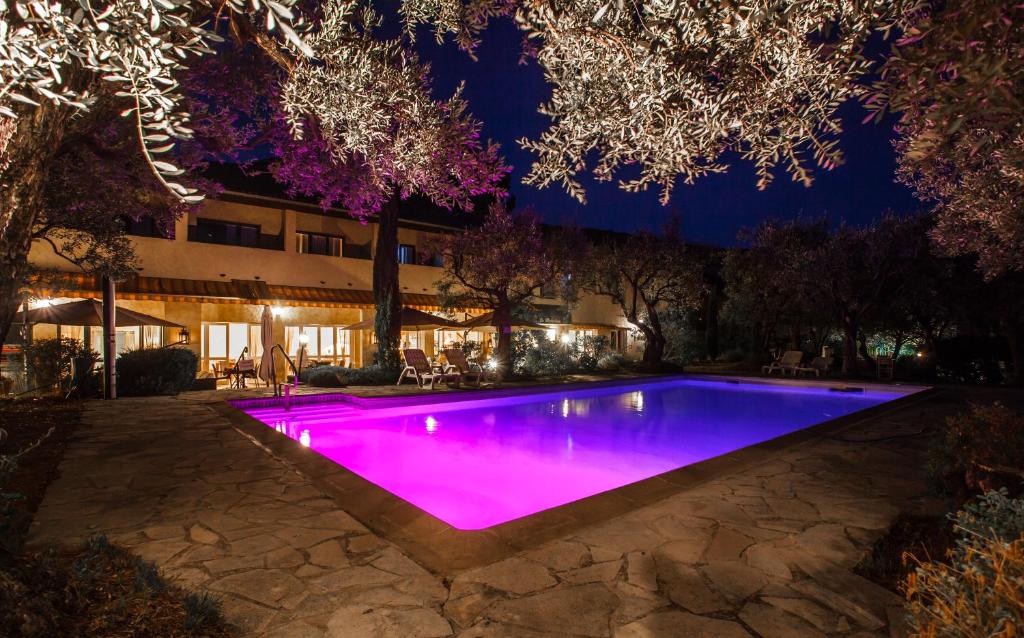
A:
425;415;439;434
621;390;644;413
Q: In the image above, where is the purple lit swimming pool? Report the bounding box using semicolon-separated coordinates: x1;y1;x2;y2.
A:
239;378;917;530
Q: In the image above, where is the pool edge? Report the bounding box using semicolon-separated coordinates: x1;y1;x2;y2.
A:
212;381;938;576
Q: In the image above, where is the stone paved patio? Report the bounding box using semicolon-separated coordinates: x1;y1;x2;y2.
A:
28;386;958;637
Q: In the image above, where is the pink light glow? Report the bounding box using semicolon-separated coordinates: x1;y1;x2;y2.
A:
242;379;915;530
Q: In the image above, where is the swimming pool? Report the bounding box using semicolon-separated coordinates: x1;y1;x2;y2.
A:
239;377;917;530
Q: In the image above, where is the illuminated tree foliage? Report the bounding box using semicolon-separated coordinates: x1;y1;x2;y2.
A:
430;204;575;370
867;0;1024;279
583;220;705;370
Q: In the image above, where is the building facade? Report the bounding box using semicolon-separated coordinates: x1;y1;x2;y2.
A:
25;188;638;376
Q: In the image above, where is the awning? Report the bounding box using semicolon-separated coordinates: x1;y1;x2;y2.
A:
14;299;183;328
29;273;481;311
342;307;461;331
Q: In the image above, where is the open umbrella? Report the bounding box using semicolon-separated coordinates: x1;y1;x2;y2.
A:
341;307;461;331
15;298;182;328
457;311;548;332
258;305;274;385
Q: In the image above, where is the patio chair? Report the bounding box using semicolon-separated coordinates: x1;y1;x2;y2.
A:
398;349;460;390
761;350;804;376
794;356;830;378
876;354;895;381
442;349;483;387
235;358;258;388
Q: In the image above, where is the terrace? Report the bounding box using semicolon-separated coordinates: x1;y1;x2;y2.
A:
24;376;962;637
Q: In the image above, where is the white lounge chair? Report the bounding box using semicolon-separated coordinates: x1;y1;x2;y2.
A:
762;350;804;376
795;356;830;377
443;348;484;387
398;349;460;390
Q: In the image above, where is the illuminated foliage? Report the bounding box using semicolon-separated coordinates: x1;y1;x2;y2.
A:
869;0;1024;278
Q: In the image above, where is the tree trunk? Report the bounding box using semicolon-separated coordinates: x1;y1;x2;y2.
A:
1000;314;1022;386
493;298;512;373
372;193;402;369
0;101;73;353
840;313;858;376
704;285;720;361
639;303;667;371
858;331;875;368
640;329;666;371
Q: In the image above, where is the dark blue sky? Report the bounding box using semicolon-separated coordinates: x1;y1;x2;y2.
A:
415;19;922;247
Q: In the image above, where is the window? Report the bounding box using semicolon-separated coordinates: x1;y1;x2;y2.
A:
285;325;353;365
344;241;372;260
397;244;417;265
539;282;558;299
202;323;261;372
123;216;170;239
296;231;342;257
192;219;260;248
143;326;163;349
610;329;626;352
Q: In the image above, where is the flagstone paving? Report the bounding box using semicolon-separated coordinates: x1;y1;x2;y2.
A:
28;388;958;637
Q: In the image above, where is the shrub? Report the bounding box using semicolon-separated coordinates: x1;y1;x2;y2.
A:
597;353;627;372
515;333;575;377
0;534;230;637
928;403;1024;496
299;364;398;387
116;347;198;396
23;338;96;390
904;490;1024;638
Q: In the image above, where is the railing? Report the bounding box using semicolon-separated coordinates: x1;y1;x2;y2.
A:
268;344;300;399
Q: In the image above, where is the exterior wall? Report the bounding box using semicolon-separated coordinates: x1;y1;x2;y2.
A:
25;193;638;375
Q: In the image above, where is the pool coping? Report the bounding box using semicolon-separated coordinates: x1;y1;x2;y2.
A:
213;375;937;576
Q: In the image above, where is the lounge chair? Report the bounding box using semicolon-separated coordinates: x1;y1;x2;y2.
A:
442;349;484;387
398;349;460;390
795;356;830;378
762;350;804;376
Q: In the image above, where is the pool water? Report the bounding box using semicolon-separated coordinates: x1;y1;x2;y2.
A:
240;378;915;530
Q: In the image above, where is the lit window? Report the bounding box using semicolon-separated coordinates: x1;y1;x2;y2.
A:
397;244;417;264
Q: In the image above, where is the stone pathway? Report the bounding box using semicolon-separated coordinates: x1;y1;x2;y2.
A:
29;390;955;637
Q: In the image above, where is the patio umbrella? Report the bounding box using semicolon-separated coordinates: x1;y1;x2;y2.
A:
457;311;548;332
341;307;461;331
258;305;274;385
15;298;182;328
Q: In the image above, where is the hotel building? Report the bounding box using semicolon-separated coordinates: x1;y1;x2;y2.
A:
24;175;638;376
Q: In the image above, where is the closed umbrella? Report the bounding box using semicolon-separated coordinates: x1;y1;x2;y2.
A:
258;305;274;385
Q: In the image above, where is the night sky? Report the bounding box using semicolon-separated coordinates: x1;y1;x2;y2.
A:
415;19;922;247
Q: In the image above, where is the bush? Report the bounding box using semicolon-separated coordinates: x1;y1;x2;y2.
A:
515;333;575;378
0;535;230;637
933;335;1010;384
116;347;198;396
23;338;96;391
905;490;1024;638
597;353;627;372
299;364;398;387
928;403;1024;496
